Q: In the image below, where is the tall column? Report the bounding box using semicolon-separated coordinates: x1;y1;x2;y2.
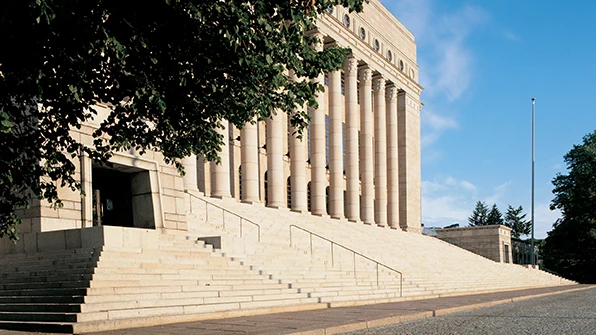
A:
359;67;374;224
310;32;327;216
267;112;284;208
328;69;344;219
241;120;259;203
373;76;387;227
289;72;308;212
344;56;360;222
386;85;399;229
398;91;422;233
182;155;198;191
210;120;231;198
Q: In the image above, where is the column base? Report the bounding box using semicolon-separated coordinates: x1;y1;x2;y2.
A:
241;200;262;205
210;195;232;200
312;213;331;219
266;204;287;210
291;208;309;214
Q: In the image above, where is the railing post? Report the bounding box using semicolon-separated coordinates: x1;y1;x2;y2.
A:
289;226;293;247
240;217;243;237
222;209;225;229
310;233;313;256
331;243;334;267
353;253;356;278
400;273;403;297
376;263;379;286
206;203;209;223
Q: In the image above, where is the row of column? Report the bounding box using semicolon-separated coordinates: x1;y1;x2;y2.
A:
183;45;415;229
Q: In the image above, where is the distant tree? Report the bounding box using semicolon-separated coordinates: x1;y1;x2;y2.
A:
468;201;489;226
504;205;530;238
542;130;596;283
486;203;504;226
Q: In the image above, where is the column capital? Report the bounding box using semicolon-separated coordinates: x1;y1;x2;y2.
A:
359;67;373;83
373;76;386;94
344;56;359;76
386;85;398;102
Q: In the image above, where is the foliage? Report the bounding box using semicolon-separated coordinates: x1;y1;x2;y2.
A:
486;203;504;226
0;0;366;240
504;205;530;239
468;201;488;227
543;130;596;283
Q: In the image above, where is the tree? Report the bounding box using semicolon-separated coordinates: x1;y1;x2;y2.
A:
504;205;530;239
542;131;596;283
0;0;366;240
468;201;489;227
486;203;504;226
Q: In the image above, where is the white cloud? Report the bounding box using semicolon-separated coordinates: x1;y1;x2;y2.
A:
533;203;560;239
484;181;510;205
386;1;489;159
422;176;477;227
389;1;488;101
421;108;458;147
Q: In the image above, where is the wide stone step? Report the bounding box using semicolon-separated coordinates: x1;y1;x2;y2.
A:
0;296;85;304
0;303;82;313
0;280;90;291
0;320;73;333
0;311;78;322
0;288;87;297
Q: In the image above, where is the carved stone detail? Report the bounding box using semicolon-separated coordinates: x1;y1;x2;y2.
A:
386;85;398;102
359;68;373;83
373;77;386;94
345;56;358;76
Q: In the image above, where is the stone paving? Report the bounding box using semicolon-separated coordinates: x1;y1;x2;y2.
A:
345;285;596;335
0;285;592;335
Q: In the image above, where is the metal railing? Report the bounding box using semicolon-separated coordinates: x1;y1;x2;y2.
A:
186;191;261;242
289;225;403;296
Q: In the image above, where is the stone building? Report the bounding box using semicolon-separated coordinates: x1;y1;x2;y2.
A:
1;2;572;332
13;0;423;236
189;3;423;232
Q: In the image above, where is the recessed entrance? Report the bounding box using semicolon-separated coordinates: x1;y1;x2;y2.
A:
92;163;156;229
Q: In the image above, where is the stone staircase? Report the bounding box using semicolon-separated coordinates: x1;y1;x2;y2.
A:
185;192;574;300
0;192;575;333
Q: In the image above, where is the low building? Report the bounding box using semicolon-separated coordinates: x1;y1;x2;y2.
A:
436;225;513;263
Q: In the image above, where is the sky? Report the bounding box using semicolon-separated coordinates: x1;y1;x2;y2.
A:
383;0;596;238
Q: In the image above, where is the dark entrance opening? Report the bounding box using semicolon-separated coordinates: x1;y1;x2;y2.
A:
92;167;134;227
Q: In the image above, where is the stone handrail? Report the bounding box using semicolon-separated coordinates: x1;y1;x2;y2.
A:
289;224;403;296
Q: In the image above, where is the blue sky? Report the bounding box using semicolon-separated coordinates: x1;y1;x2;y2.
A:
384;0;596;238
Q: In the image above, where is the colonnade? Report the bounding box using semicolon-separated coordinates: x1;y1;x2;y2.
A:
183;35;421;232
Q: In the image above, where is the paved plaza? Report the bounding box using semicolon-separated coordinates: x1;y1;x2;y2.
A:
346;286;596;335
0;285;592;335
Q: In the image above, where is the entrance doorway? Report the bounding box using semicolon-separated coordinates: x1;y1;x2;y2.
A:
92;167;134;227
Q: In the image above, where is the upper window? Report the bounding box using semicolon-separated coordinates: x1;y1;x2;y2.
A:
387;50;392;61
410;69;415;79
373;39;380;52
359;27;366;40
343;14;350;28
399;60;405;72
327;7;333;14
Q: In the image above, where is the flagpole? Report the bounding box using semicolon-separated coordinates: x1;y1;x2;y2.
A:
531;97;536;266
